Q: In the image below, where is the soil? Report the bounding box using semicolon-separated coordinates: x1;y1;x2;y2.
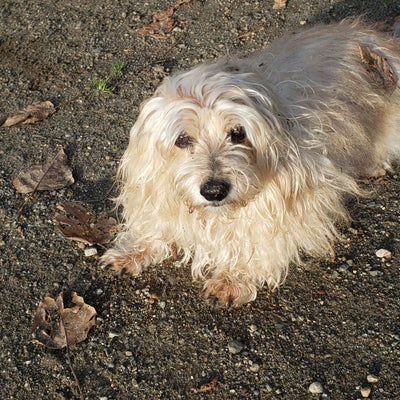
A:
1;1;399;399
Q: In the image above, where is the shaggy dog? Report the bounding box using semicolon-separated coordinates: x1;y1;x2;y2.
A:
101;20;400;306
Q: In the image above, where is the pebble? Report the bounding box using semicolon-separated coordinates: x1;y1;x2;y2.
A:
367;374;379;383
360;386;371;398
338;264;349;272
84;247;98;257
375;248;392;260
228;340;244;354
249;363;260;373
308;381;324;394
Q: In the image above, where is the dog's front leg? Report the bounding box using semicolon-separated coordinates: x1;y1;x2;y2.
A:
203;269;259;307
100;232;171;276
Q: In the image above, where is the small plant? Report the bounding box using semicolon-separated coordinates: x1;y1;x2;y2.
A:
111;61;125;75
92;77;114;94
92;61;125;94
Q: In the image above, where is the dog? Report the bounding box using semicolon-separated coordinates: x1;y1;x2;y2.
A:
101;20;400;306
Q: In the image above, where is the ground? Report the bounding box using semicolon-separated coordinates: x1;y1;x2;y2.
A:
1;1;399;399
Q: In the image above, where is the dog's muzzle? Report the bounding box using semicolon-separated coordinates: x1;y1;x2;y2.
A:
200;179;231;202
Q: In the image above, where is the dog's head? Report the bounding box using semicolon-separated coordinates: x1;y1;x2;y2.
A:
119;61;297;213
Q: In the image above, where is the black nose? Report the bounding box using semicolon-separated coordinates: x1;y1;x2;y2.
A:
200;179;231;202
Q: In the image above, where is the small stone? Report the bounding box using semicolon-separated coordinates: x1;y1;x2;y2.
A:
228;340;244;354
158;301;166;309
125;351;133;357
368;270;380;277
308;381;324;394
84;247;98;257
360;386;371;398
249;363;260;373
338;264;349;272
367;374;379;383
375;249;392;260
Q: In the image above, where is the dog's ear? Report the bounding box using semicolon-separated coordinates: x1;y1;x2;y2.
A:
120;101;169;179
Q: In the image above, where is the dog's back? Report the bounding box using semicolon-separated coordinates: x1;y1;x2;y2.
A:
252;20;400;176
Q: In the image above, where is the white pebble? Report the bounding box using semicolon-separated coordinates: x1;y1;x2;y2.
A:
308;381;323;394
375;249;392;260
367;374;379;383
84;247;98;257
249;364;260;373
360;386;371;398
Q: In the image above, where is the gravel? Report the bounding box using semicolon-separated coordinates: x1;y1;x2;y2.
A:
1;0;399;399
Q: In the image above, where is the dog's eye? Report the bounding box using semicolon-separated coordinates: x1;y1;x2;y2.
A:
229;125;246;144
175;134;193;149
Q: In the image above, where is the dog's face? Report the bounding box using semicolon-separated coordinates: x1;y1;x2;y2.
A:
129;63;292;211
169;106;263;209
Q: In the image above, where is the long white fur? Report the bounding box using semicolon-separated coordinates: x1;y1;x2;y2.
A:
101;20;400;306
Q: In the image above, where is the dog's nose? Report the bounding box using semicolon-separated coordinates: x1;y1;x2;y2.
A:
200;179;231;202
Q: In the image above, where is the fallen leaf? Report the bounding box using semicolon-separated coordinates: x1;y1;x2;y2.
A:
273;0;287;10
137;7;175;39
32;291;96;349
12;148;74;194
1;100;55;127
55;201;117;245
191;377;219;394
358;44;398;91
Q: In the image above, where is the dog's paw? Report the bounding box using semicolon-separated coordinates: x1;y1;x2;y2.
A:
100;249;144;276
204;274;257;307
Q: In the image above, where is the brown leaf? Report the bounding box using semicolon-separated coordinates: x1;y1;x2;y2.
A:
358;44;398;92
55;201;117;245
12;148;74;194
137;7;175;39
1;100;55;127
273;0;287;10
32;291;96;349
191;377;219;394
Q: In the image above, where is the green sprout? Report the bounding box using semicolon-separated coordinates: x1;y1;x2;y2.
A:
92;77;114;94
111;61;125;75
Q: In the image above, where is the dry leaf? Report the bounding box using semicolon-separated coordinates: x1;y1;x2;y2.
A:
191;377;219;394
273;0;287;10
1;100;55;127
137;7;175;39
13;148;74;194
32;291;96;349
358;44;398;91
55;201;117;245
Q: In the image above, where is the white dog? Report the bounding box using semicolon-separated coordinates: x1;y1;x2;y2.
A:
101;20;400;306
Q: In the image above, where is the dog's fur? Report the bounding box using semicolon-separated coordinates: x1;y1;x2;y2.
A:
101;20;400;306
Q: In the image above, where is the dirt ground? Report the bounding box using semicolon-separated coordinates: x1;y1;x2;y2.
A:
1;1;400;399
